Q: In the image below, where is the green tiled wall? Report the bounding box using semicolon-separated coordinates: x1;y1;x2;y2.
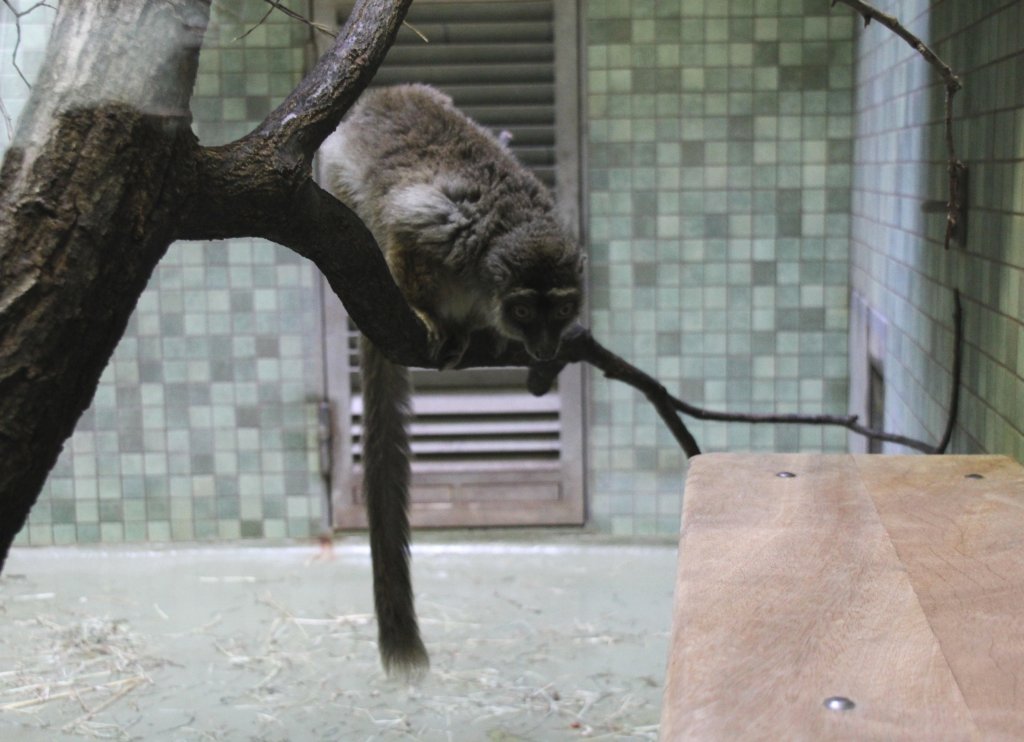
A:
584;0;855;535
10;0;327;547
850;0;1024;458
0;2;55;151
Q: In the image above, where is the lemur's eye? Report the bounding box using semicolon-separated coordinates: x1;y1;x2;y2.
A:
555;303;576;318
511;304;533;321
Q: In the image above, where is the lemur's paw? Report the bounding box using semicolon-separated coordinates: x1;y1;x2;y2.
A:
414;309;468;369
414;310;447;362
436;333;470;370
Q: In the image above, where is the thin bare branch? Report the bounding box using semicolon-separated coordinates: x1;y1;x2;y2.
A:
1;0;56;88
932;290;963;453
259;0;337;39
832;0;959;91
235;3;274;42
527;287;964;459
0;94;13;141
249;1;424;43
667;289;962;453
832;0;966;249
403;20;429;43
541;327;702;458
2;0;56;18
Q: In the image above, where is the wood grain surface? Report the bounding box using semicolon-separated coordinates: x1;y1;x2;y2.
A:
661;453;1024;741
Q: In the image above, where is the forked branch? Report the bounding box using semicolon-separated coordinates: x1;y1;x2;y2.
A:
528;290;963;458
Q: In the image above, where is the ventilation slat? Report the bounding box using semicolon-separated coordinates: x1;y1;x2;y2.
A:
384;43;554;66
414;441;557;456
373;63;554;86
356;439;559;457
354;420;561;438
393;2;553;23
509;146;556;168
392;21;553;45
439;84;555;106
461;107;555;127
408;460;561;475
351;393;560;417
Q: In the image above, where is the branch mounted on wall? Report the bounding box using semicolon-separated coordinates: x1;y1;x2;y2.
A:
832;0;966;248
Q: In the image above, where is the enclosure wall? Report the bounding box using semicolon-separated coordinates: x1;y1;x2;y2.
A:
583;0;855;534
849;0;1024;458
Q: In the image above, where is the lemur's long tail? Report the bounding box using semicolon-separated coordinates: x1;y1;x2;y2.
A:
359;335;429;680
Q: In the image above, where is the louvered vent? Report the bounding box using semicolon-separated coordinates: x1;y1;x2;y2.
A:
335;0;567;505
346;320;562;491
337;0;558;187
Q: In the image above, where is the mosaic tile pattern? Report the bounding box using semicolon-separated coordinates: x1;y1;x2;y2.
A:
850;0;1024;460
584;0;855;535
11;0;327;546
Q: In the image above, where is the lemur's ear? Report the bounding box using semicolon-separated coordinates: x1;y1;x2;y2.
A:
388;183;463;245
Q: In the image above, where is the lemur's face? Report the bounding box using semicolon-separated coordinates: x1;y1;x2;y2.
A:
498;286;581;361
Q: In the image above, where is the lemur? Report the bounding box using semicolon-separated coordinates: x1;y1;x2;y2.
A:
319;84;584;679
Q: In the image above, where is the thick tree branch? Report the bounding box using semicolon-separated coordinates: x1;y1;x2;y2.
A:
0;0;210;570
179;0;410;206
252;0;412;167
176;0;461;373
178;0;416;339
185;0;967;464
263;179;431;367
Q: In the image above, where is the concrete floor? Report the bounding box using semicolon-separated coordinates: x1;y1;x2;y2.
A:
0;537;677;741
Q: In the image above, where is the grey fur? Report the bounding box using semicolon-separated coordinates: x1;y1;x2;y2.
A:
319;84;584;677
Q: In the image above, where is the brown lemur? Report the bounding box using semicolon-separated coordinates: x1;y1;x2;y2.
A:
319;84;585;679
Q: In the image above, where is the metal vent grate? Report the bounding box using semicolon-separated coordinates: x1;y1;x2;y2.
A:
346;321;561;475
337;0;558;187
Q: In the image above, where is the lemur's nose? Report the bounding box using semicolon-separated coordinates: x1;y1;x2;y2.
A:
530;335;560;361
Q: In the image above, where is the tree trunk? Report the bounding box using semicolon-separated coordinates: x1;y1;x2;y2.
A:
0;0;422;570
0;0;208;566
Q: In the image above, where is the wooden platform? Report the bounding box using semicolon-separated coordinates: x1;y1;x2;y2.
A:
661;453;1024;741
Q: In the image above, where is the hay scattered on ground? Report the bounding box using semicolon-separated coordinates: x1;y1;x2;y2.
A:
206;589;663;740
1;547;669;740
0;613;167;739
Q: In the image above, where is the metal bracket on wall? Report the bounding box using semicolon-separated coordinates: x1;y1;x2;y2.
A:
921;162;969;248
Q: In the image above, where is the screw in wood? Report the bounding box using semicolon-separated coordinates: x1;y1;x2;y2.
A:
964;473;984;479
776;471;797;478
823;696;856;711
